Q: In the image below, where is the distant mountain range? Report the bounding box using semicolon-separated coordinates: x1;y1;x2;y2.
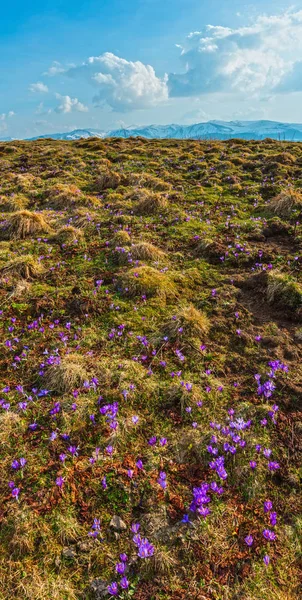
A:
2;120;302;142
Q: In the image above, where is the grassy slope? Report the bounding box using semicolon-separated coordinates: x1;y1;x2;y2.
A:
0;137;301;600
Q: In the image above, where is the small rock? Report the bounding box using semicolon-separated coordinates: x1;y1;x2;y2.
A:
109;515;127;531
89;578;108;598
62;546;77;560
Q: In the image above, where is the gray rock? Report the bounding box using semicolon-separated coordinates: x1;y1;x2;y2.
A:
62;546;77;560
109;515;127;531
89;579;108;598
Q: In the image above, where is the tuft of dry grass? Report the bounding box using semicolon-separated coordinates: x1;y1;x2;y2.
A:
267;271;302;310
0;193;30;212
3;210;51;239
50;225;84;245
133;188;169;215
95;170;121;190
130;242;166;262
110;230;131;246
129;172;171;191
0;255;43;279
269;188;302;217
45;354;89;393
160;304;210;342
117;265;177;299
44;183;84;208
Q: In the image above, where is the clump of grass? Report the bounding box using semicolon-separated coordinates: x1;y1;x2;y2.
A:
2;507;43;556
44;183;84;208
50;225;84;245
141;546;176;579
0;255;43;279
117;265;177;299
269;188;302;217
0;411;23;449
51;507;83;544
45;354;89;393
267;271;302;310
160;304;210;342
130;242;166;262
0;193;29;212
130;172;171;191
111;230;131;246
133;188;168;215
115;242;165;265
3;210;51;239
95;170;121;190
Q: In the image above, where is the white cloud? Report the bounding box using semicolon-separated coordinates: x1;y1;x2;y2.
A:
43;61;66;76
54;94;88;114
29;82;49;93
0;111;15;121
66;52;168;112
35;102;52;115
168;10;302;98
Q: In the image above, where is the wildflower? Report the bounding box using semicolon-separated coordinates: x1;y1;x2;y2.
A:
157;471;167;489
264;500;273;513
249;461;257;470
136;459;143;470
270;512;277;526
181;514;191;523
56;476;65;488
159;437;167;446
132;415;139;424
68;445;79;456
137;538;155;558
105;445;114;456
148;436;157;446
263;529;276;541
115;562;126;575
131;523;140;534
11;486;20;500
120;576;129;589
120;553;128;562
244;535;253;547
263;448;272;458
107;582;118;596
268;461;280;471
263;554;270;566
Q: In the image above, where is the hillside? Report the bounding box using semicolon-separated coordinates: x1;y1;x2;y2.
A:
0;137;301;600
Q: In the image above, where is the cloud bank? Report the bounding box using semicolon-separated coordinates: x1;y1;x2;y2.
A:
168;10;302;97
66;52;168;112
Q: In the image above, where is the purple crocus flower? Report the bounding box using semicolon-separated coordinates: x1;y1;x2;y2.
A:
244;535;253;547
264;500;273;513
268;461;280;471
107;582;118;596
263;554;270;566
11;487;20;500
120;576;129;589
120;553;128;562
263;529;276;541
115;562;126;575
137;538;155;558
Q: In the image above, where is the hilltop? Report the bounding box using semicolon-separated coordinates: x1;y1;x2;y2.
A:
0;136;301;600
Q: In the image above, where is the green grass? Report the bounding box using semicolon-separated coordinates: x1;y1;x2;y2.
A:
0;137;301;600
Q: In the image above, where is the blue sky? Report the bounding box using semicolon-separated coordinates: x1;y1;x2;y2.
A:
1;0;302;138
